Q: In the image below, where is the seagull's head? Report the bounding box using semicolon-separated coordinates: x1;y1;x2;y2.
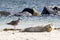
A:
18;18;22;21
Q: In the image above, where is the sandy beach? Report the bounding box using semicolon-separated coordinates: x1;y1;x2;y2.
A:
0;30;60;40
0;0;60;40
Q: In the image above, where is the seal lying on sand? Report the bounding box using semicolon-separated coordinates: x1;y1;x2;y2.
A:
41;6;60;16
23;23;54;32
14;8;41;16
0;11;11;16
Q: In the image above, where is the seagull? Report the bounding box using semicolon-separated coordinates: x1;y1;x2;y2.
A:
7;18;21;34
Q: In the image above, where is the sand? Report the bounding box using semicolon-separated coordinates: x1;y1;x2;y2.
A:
0;30;60;40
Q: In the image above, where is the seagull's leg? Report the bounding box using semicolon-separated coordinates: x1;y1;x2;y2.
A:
12;26;16;34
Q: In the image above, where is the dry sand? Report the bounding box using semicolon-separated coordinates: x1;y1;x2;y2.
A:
0;30;60;40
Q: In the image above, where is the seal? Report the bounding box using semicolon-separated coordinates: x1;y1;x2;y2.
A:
18;8;41;16
14;8;41;16
41;6;60;16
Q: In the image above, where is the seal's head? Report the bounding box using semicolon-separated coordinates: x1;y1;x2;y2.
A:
43;23;54;32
